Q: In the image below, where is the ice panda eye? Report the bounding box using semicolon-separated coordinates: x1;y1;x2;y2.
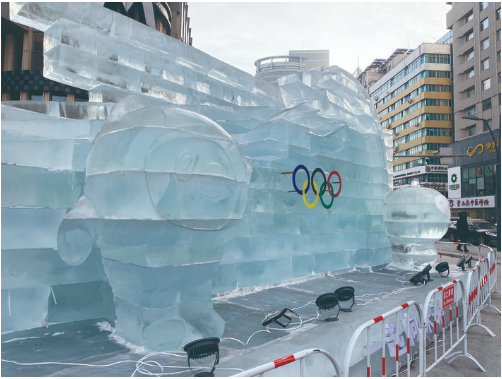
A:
176;149;198;179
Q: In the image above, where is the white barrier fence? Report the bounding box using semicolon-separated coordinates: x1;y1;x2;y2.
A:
342;301;424;377
421;279;485;374
233;348;342;377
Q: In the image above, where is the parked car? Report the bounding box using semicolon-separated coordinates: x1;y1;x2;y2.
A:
444;218;497;246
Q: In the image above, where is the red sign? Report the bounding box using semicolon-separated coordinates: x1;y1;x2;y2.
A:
442;285;455;310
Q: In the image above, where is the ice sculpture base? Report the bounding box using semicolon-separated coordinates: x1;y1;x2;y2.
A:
389;243;439;271
1;258;471;377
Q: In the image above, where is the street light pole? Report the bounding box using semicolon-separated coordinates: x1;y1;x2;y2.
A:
462;115;501;252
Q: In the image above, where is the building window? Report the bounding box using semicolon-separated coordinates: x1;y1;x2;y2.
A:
467;125;476;136
482;58;490;70
466;49;475;61
32;32;44;71
481;38;490;50
483;119;493;132
467;105;476;116
466;86;475;98
466;68;475;79
480;2;488;11
482;78;491;90
466;11;474;22
497;8;501;19
482;98;492;111
481;18;489;31
466;30;474;42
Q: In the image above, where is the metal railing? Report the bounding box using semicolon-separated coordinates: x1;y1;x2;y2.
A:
233;348;341;377
422;279;485;374
342;301;424;377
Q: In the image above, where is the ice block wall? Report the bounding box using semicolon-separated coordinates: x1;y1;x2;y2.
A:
4;2;394;349
1;102;115;332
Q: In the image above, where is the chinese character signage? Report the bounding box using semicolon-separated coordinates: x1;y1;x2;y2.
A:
442;285;455;310
448;196;495;209
448;166;461;198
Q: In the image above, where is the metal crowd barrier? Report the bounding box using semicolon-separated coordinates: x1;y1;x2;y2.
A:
233;348;342;377
421;279;485;374
464;256;496;336
342;301;424;377
479;244;501;303
435;241;478;260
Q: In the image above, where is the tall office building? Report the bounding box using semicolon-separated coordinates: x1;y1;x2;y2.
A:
364;43;453;195
445;2;500;220
1;2;192;102
254;49;329;85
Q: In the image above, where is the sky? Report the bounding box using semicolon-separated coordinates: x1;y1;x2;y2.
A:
188;2;452;76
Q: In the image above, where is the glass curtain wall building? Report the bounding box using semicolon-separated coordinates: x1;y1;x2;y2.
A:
365;43;453;195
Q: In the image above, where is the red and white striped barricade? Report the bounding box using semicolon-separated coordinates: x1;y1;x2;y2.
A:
232;348;341;377
435;241;478;261
479;244;501;303
342;301;424;377
465;256;496;336
421;279;485;374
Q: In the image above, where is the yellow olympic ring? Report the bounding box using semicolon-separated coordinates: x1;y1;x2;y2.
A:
467;144;484;157
302;179;319;209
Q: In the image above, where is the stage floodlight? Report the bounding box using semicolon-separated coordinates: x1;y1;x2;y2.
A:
421;264;433;282
183;337;220;377
334;286;355;312
465;255;473;268
457;257;466;271
316;293;340;321
261;308;298;328
409;264;433;285
435;262;449;277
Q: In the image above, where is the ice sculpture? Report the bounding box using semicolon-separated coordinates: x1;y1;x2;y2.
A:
4;2;397;350
383;179;450;270
57;96;251;350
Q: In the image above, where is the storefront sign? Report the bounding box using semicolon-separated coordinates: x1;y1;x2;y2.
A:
448;196;495;209
466;140;500;158
393;165;447;179
447;167;461;199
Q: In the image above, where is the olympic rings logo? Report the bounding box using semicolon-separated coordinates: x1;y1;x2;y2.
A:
291;165;342;209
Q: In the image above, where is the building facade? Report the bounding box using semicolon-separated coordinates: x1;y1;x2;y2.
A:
446;2;500;220
254;50;329;85
1;2;192;102
365;43;454;195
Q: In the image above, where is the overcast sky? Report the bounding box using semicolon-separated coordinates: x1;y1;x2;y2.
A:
188;2;452;76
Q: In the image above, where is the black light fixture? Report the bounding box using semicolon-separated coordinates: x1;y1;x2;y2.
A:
457;257;466;271
334;286;355;312
409;264;433;285
435;262;450;277
261;308;299;328
183;337;220;377
465;255;473;268
316;293;340;322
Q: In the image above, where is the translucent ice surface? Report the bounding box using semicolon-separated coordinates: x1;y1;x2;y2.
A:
4;2;397;351
383;181;450;269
